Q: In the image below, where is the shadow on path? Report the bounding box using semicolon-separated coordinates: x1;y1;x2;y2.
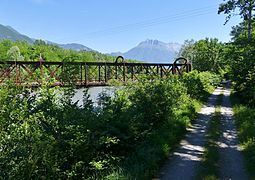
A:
218;88;248;180
157;88;222;180
157;87;249;180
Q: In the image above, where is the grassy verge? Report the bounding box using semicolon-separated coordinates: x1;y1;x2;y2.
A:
232;95;255;179
197;94;223;180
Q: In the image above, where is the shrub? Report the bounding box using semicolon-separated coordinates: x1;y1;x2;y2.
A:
0;73;209;179
0;86;99;179
181;70;220;100
233;104;255;178
99;76;201;178
235;66;255;106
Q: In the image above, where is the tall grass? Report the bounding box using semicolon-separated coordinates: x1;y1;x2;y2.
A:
232;96;255;179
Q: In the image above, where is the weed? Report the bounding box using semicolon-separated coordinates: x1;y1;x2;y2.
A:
232;95;255;179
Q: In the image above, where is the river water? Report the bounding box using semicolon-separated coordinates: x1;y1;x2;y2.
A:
72;86;119;107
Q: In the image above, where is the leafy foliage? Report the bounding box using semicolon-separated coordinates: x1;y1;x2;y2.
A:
0;39;116;62
181;70;221;100
7;46;24;61
218;0;255;40
0;86;97;179
0;71;218;179
179;38;227;75
216;3;255;106
224;39;255;106
233;102;255;179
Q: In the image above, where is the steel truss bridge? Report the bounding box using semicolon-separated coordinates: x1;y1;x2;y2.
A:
0;57;191;87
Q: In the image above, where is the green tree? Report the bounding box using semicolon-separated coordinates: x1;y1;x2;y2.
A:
7;46;24;61
178;39;195;60
218;0;255;40
0;40;13;60
179;38;226;74
34;39;47;46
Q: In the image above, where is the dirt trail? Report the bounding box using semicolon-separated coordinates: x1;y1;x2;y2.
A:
218;87;248;180
158;87;248;180
158;88;222;180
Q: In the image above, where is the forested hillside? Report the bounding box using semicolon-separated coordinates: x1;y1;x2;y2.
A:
0;24;93;52
0;24;33;43
0;40;116;62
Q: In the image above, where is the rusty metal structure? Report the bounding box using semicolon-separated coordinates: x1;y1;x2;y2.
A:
0;57;191;87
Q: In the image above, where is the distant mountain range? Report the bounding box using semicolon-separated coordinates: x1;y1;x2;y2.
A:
111;39;182;63
0;24;182;62
58;43;92;51
0;24;33;43
0;24;92;51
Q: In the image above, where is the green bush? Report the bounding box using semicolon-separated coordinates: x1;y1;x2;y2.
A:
181;70;220;100
0;86;99;179
0;73;208;179
226;43;255;107
233;104;255;179
98;76;201;179
235;66;255;106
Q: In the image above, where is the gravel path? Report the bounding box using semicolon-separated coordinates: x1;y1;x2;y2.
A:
218;87;248;180
157;86;249;180
158;88;222;180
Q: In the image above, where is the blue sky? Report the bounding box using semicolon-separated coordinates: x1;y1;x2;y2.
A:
0;0;241;53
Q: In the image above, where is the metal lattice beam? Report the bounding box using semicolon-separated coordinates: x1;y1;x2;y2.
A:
0;57;192;87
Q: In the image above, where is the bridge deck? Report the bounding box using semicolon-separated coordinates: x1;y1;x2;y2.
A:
0;59;191;87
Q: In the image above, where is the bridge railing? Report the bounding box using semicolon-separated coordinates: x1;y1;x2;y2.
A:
0;57;191;87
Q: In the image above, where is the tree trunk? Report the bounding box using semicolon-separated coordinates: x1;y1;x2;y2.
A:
247;2;253;41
